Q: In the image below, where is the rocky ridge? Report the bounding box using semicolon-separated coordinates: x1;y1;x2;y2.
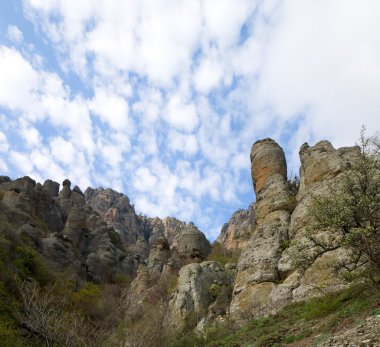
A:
0;177;211;287
0;136;367;341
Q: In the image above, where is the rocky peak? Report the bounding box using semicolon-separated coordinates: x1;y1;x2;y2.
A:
84;187;140;246
216;205;255;252
231;138;291;320
250;138;287;194
42;179;60;197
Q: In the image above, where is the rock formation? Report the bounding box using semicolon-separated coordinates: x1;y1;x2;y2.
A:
0;175;212;292
0;135;365;338
230;138;291;319
227;139;361;321
216;205;255;252
168;261;233;331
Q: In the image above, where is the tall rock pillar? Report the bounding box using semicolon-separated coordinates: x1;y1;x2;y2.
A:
230;139;291;320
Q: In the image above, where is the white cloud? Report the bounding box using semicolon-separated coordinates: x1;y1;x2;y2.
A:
164;94;198;132
168;130;198;156
20;125;41;147
202;0;255;48
1;0;378;242
255;0;380;147
133;167;158;193
0;46;39;112
194;53;224;94
0;131;9;152
90;89;131;131
50;136;76;166
6;25;24;43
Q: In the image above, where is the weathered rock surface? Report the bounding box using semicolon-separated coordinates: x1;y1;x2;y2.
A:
229;138;361;321
216;205;255;252
320;314;380;347
58;179;85;221
84;187;142;246
172;226;211;262
278;141;360;301
231;139;290;320
168;261;233;331
1;176;64;232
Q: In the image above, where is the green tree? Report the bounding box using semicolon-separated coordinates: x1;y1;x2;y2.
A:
305;128;380;283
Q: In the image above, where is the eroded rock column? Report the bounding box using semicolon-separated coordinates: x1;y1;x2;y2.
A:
230;138;291;320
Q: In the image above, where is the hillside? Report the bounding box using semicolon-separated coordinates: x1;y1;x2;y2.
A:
0;136;379;346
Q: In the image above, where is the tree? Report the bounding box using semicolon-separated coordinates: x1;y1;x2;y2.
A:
298;128;380;283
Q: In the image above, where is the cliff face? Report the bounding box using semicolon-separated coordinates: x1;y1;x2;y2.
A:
216;205;255;252
0;136;363;336
226;139;361;321
0;177;211;286
230;139;291;320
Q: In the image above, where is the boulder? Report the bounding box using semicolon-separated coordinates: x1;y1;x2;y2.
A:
168;261;232;331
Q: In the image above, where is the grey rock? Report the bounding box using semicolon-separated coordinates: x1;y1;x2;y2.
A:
42;179;60;197
62;179;71;188
217;205;255;252
169;261;232;331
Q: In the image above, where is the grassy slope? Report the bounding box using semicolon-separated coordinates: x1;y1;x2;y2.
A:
209;285;380;347
173;284;380;347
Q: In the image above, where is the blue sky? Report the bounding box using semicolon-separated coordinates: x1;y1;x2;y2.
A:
0;0;379;240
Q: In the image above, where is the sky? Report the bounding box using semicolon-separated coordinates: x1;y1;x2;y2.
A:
0;0;379;241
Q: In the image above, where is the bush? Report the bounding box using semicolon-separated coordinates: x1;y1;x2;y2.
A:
14;246;52;285
287;175;300;212
306;128;380;283
208;243;240;265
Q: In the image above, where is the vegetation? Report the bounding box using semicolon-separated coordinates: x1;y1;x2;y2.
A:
298;129;380;283
208;242;241;265
173;283;380;347
287;175;300;212
0;204;129;346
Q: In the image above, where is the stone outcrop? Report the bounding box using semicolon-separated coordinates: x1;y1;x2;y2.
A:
172;226;211;262
277;141;360;301
168;261;233;331
228;138;361;321
0;176;63;232
0;136;364;335
216;205;255;252
84;187;142;246
231;138;291;320
58;179;85;221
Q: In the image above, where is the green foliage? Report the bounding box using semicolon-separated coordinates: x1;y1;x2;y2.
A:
111;273;132;286
208;243;241;266
305;128;380;282
287;175;300;212
200;284;380;347
14;246;52;285
71;282;102;316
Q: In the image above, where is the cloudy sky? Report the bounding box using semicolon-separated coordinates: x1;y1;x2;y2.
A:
0;1;379;240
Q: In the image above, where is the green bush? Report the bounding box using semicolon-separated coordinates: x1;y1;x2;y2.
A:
287;176;299;212
13;246;52;285
208;243;240;265
201;284;380;347
305;129;380;283
71;282;102;317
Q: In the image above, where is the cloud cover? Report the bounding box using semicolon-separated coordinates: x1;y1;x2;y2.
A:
0;0;379;240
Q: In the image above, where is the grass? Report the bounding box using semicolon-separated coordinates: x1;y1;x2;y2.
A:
208;243;241;266
200;283;380;347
